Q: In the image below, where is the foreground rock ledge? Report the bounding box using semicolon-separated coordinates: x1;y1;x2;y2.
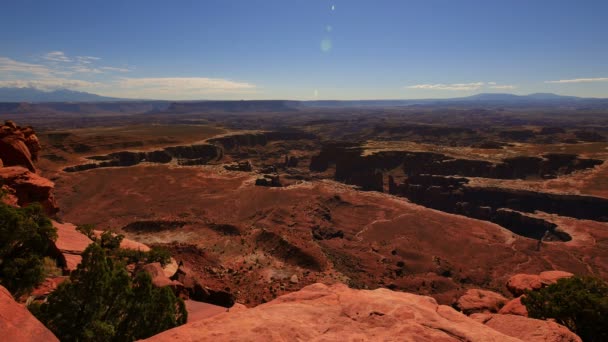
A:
146;283;527;341
0;285;59;342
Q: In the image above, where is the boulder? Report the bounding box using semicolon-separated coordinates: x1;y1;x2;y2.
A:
471;313;581;342
456;289;508;314
506;271;573;296
498;296;528;316
0;166;59;215
145;283;521;341
0;285;59;342
506;274;543;296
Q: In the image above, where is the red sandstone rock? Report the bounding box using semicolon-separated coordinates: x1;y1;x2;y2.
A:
507;274;544;296
0;285;59;342
506;271;574;296
498;296;528;316
145;283;521;341
471;313;581;342
456;289;508;314
539;271;574;285
0;121;40;172
52;220;94;271
184;300;228;322
53;221;93;254
0;166;59;215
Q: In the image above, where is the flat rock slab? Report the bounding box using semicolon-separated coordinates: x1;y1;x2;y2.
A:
53;220;92;254
145;283;521;341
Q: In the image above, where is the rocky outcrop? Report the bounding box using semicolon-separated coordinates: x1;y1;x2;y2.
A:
471;313;581;342
0;121;58;215
506;271;573;296
310;144;603;185
145;283;530;341
456;289;508;314
0;285;59;342
0;166;59;215
0;120;40;172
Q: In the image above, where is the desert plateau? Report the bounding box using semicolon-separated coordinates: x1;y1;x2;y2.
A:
1;1;607;341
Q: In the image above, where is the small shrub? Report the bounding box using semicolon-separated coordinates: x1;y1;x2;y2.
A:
522;276;608;342
0;202;57;296
32;243;187;341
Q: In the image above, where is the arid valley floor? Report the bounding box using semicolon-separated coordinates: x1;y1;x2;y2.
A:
2;100;608;340
6;101;606;306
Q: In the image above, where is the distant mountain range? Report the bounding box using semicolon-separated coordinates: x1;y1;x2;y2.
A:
0;87;122;102
302;93;606;108
0;87;606;110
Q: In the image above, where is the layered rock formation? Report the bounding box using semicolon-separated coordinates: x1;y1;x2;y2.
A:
146;283;579;341
0;120;40;172
309;142;608;242
0;121;58;215
310;143;603;186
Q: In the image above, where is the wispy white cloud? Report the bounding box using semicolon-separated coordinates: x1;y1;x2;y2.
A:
43;51;72;63
408;82;517;91
489;85;516;90
103;77;257;99
0;53;257;99
0;78;100;90
76;56;101;64
117;77;255;92
0;57;52;76
545;77;608;84
408;82;485;91
69;66;103;74
100;66;131;72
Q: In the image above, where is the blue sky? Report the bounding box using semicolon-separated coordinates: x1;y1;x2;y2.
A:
1;0;607;100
